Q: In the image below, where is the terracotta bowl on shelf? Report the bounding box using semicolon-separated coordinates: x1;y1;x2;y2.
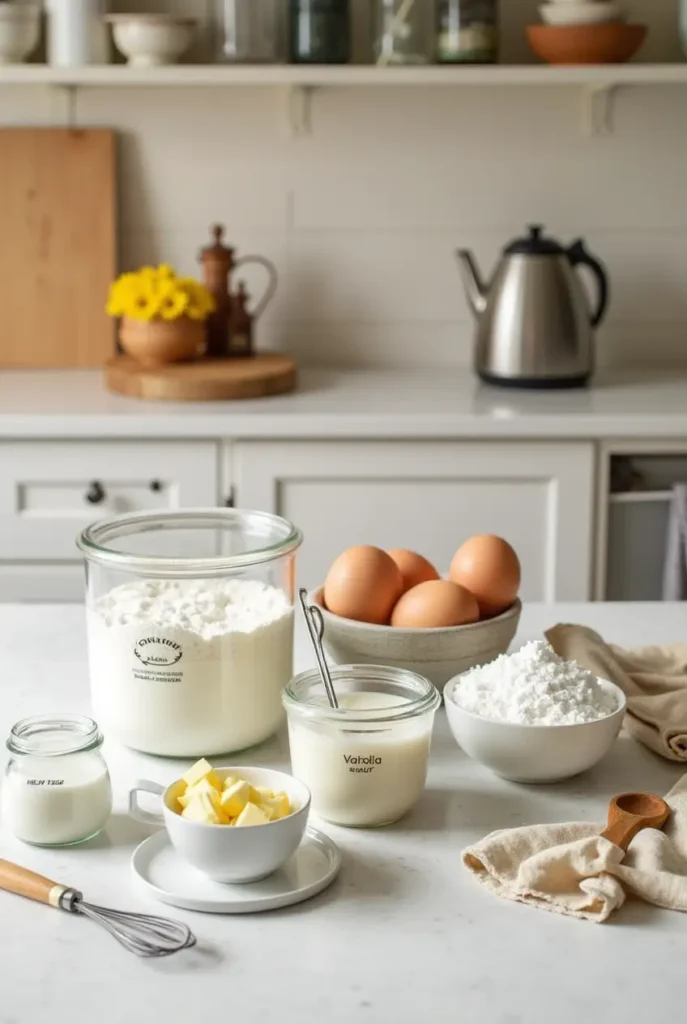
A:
527;23;647;65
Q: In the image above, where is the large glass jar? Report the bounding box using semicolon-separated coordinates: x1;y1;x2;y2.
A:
283;665;440;827
214;0;288;63
2;715;112;847
290;0;350;64
436;0;498;64
374;0;433;66
78;509;302;757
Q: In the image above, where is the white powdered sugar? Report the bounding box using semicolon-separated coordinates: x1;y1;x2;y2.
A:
450;640;619;725
87;578;294;756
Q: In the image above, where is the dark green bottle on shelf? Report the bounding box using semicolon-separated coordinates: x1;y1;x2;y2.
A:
290;0;350;64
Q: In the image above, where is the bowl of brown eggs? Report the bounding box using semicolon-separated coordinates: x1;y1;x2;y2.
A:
311;536;522;687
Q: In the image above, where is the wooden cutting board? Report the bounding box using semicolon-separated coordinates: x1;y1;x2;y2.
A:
105;353;297;402
0;129;116;367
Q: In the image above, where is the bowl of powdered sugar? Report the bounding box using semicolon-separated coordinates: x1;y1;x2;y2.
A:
443;640;626;783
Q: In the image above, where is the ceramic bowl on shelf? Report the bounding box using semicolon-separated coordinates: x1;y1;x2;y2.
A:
308;588;521;687
0;3;40;65
527;23;647;64
104;13;196;67
539;2;624;27
443;676;626;783
129;766;311;884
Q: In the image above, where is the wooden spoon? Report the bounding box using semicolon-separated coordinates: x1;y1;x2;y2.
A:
600;792;670;851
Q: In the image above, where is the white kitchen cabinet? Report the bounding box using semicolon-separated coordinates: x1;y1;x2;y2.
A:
233;440;595;600
0;441;221;600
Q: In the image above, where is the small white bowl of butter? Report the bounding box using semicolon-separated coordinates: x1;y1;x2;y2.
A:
129;760;311;883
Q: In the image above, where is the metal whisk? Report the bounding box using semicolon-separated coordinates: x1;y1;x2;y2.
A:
0;858;196;958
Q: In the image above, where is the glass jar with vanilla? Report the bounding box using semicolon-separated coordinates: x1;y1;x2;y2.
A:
283;665;440;827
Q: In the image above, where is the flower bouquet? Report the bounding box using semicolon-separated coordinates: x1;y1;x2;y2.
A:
106;264;215;367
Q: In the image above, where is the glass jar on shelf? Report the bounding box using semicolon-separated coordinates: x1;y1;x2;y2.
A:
290;0;350;64
436;0;498;64
374;0;433;66
214;0;288;64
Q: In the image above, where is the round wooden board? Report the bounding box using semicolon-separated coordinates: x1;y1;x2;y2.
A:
105;353;297;402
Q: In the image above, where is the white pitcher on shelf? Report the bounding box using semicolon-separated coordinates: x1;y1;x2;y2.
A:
45;0;109;67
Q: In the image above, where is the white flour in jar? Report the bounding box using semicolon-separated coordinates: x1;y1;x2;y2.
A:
87;578;293;756
450;641;619;725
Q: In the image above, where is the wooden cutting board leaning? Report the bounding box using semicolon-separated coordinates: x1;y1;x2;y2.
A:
0;128;116;367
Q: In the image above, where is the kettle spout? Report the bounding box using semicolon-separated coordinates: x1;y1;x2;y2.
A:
456;249;488;318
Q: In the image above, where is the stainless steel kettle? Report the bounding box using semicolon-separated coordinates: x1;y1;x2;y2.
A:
457;225;609;389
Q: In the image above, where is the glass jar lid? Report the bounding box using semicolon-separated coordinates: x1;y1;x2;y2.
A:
283;664;440;725
77;508;302;577
7;715;103;757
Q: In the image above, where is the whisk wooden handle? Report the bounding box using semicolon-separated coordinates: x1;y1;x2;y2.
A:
0;858;71;908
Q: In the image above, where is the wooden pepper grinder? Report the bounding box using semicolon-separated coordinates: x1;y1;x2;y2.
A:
229;281;254;356
199;224;236;358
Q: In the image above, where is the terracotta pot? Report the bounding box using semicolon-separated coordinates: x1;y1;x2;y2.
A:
526;23;647;65
119;316;205;367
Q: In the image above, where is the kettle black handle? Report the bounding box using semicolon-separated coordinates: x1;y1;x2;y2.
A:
567;239;609;328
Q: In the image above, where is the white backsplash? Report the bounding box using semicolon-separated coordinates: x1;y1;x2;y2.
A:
3;0;687;369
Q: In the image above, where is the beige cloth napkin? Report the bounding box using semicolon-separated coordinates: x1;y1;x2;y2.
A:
463;775;687;922
546;624;687;762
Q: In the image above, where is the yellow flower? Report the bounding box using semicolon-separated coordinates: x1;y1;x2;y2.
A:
158;285;189;321
106;266;214;322
129;281;162;322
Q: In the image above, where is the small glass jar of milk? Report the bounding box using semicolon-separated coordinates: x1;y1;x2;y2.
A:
283;666;440;827
2;715;112;847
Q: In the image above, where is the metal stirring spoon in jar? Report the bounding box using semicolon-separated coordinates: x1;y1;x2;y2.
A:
298;588;339;708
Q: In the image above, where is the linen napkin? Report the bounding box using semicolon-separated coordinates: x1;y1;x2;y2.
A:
546;624;687;762
462;774;687;922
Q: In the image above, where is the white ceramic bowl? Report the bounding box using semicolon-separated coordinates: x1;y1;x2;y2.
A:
129;766;311;883
0;3;40;65
540;2;623;26
443;676;626;783
105;14;196;67
310;588;521;688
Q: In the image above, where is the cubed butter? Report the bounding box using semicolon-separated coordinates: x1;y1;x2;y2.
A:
177;777;219;810
263;792;292;821
222;775;239;791
220;779;252;818
181;789;228;825
234;801;271;827
182;758;222;791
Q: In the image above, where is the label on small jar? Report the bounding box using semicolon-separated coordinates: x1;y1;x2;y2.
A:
343;754;383;773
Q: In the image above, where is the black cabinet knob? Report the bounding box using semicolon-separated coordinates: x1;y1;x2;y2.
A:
85;480;106;505
150;480;163;493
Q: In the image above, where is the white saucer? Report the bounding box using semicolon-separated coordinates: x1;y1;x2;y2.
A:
131;827;341;914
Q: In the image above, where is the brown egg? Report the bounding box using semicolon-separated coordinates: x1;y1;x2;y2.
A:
324;546;403;624
391;579;479;629
387;549;440;593
449;535;521;618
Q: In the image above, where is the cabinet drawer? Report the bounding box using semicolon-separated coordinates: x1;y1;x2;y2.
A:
0;441;219;561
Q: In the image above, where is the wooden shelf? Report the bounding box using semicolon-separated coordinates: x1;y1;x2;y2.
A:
1;62;687;88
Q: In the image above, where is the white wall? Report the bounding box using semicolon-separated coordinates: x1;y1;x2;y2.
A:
4;0;687;370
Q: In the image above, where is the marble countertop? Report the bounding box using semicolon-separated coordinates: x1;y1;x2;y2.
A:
1;601;686;1024
0;367;686;439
